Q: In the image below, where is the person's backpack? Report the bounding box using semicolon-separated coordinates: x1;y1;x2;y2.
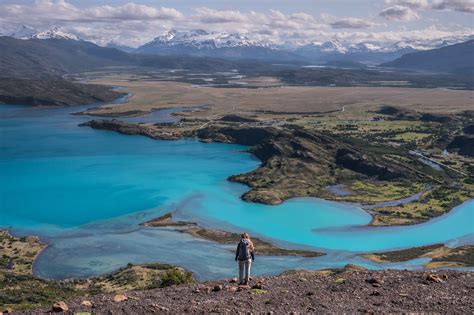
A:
237;239;251;260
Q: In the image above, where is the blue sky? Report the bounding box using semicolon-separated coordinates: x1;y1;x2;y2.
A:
1;0;472;46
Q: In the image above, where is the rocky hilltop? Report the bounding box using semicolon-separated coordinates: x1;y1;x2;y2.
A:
21;266;474;314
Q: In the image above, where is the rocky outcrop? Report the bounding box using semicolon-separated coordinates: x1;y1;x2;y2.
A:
51;301;68;312
79;119;184;140
335;148;403;180
195;126;278;146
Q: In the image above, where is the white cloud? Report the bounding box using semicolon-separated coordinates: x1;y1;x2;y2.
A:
0;0;183;23
379;5;421;20
384;0;430;9
0;0;472;47
195;7;247;24
431;0;474;13
380;0;474;22
86;4;183;21
330;18;377;29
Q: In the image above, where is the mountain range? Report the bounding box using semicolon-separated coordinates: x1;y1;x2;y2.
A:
134;29;300;61
6;26;474;65
382;40;474;74
134;29;474;64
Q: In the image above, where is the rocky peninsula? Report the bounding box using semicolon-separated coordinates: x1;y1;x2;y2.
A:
142;213;323;257
80;106;474;227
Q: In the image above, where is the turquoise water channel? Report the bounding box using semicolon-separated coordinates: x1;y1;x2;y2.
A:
0;104;473;280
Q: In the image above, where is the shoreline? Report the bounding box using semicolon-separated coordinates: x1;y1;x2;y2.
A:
7;199;473;285
79;117;472;227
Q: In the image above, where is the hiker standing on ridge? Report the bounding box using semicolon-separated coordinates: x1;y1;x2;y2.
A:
235;232;255;285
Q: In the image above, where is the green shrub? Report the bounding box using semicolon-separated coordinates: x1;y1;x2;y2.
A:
159;269;194;288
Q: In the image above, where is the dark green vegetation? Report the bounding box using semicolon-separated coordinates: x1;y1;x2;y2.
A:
382;40;474;74
143;213;323;257
0;230;194;311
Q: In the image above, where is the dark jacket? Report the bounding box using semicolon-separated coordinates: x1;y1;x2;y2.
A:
235;239;255;261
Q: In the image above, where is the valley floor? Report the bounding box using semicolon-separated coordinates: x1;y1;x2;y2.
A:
20;266;474;314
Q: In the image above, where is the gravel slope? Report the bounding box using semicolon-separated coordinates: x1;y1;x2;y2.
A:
20;267;474;314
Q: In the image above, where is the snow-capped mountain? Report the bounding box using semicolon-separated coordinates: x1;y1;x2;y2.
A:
9;25;38;39
30;27;79;40
141;29;272;50
8;26;79;41
135;29;300;61
293;34;473;64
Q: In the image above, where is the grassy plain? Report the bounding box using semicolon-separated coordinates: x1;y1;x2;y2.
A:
82;77;474;117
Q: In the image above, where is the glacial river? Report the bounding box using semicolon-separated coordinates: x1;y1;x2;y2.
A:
0;104;473;280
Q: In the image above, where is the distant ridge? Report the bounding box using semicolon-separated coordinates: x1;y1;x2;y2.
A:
381;40;474;74
134;29;474;64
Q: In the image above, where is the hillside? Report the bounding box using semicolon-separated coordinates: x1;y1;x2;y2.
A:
381;40;474;73
0;36;135;105
0;36;134;77
24;267;474;313
0;37;278;106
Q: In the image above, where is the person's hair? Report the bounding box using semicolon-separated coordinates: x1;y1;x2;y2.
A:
241;232;254;251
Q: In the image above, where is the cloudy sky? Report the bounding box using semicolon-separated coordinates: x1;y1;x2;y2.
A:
1;0;473;47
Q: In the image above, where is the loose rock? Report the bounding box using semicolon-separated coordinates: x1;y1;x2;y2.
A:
113;294;128;302
252;281;265;290
426;274;444;283
51;301;68;312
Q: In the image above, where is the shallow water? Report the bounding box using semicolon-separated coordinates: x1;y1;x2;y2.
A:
0;104;473;280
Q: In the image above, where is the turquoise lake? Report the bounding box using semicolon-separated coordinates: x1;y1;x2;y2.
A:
0;104;473;280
